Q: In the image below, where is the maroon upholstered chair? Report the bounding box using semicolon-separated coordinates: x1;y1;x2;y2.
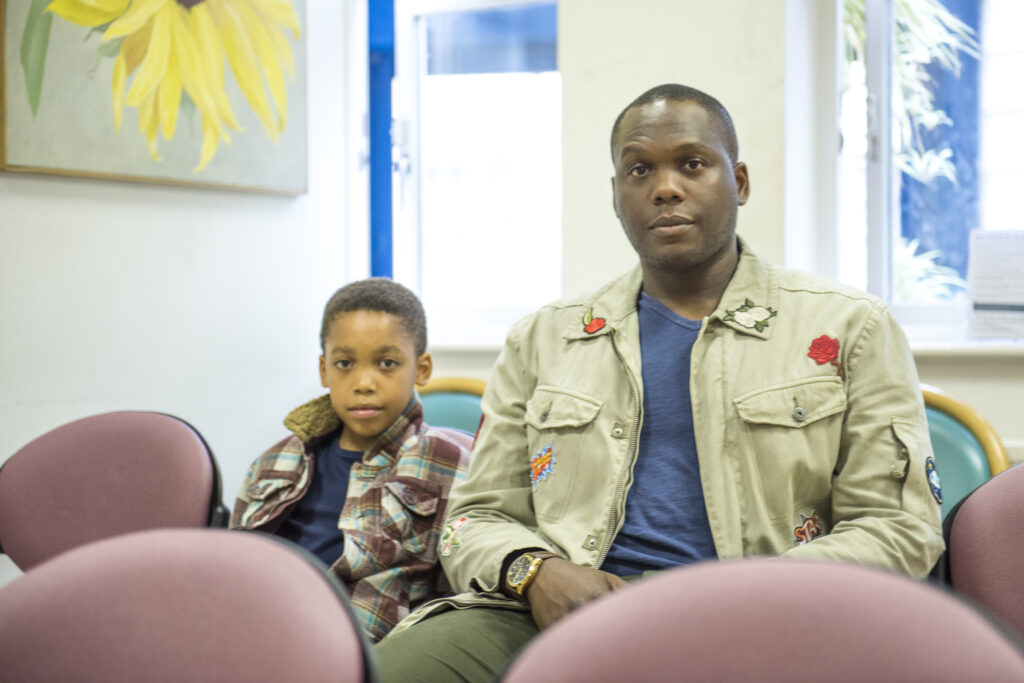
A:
0;411;229;571
0;528;375;682
502;558;1024;682
945;462;1024;642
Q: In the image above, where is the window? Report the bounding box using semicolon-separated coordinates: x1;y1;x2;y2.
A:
840;0;1024;339
391;1;560;347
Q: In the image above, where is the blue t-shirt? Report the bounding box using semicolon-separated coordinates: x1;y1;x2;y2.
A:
276;430;362;567
601;292;717;576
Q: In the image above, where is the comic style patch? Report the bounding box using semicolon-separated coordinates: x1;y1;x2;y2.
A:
793;511;825;546
439;516;469;556
530;444;555;489
925;456;943;504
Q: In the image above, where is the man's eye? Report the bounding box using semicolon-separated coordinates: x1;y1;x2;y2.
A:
628;165;648;177
684;159;704;171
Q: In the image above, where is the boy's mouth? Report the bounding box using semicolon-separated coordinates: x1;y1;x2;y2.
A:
349;406;383;419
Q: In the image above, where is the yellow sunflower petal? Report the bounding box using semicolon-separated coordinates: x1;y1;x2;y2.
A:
157;46;181;140
249;0;300;39
170;6;227;147
112;49;126;131
137;91;163;161
208;0;277;141
46;0;130;26
120;19;152;75
189;3;241;131
102;0;166;41
125;6;171;107
233;0;287;133
265;18;294;79
194;116;220;172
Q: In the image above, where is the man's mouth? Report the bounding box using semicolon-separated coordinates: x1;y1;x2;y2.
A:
649;214;695;229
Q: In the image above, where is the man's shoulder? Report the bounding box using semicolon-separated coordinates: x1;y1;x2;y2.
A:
506;267;641;335
765;261;886;314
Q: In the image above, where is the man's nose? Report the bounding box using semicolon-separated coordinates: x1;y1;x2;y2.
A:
652;170;685;204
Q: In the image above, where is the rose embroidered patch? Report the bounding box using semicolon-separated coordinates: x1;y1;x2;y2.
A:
808;335;844;379
723;299;777;332
583;310;606;334
439;516;470;556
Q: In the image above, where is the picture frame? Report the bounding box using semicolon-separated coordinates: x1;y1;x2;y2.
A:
1;0;307;194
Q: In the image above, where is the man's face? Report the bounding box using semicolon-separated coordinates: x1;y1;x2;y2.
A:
611;99;749;276
319;310;432;452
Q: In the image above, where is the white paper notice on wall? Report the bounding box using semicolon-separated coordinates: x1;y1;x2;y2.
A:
968;230;1024;339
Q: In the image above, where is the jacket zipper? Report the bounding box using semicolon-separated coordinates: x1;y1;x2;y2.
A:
596;331;641;567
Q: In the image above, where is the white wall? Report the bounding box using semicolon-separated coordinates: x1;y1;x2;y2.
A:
0;3;352;584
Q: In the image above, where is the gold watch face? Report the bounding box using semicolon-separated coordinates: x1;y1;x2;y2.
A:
507;554;535;590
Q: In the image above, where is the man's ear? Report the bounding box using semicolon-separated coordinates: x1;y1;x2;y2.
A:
734;162;750;206
415;352;433;386
611;176;620;218
319;355;328;388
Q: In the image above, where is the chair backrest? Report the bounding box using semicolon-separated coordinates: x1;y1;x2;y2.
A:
0;528;375;682
945;463;1024;642
0;411;229;571
501;558;1024;682
922;384;1011;518
419;376;486;435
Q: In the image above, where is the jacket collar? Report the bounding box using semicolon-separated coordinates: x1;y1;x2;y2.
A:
562;235;778;342
283;394;424;456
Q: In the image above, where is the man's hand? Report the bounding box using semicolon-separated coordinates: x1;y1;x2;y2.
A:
525;558;629;630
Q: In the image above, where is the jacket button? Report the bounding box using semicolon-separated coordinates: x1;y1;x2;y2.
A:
584;535;599;549
792;406;806;422
539;409;550;423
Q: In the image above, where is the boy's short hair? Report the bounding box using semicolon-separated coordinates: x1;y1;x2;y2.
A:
320;278;428;355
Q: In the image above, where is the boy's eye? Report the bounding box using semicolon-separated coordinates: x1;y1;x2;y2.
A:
380;358;399;369
335;359;352;369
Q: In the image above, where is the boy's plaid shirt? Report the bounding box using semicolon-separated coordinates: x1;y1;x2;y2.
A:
232;395;471;642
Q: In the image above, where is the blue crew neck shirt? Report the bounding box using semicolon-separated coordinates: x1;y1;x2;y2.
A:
276;430;362;567
601;292;718;576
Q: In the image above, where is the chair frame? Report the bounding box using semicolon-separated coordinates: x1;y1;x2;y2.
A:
419;376;486;397
921;383;1011;477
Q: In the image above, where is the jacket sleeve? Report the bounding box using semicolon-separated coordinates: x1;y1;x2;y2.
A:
439;319;555;595
782;305;944;577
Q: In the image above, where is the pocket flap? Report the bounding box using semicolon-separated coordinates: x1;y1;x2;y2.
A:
525;386;603;430
734;376;846;428
384;478;442;516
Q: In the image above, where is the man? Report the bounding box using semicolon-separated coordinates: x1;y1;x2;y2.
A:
376;83;944;681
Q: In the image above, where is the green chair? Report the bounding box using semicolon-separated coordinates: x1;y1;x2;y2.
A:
419;377;486;436
922;384;1011;519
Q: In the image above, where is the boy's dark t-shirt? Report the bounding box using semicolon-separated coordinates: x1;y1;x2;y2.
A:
276;429;361;567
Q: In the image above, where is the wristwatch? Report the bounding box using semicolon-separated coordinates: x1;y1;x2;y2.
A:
505;551;559;598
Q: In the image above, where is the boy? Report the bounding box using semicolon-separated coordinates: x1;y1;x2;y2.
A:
232;278;472;642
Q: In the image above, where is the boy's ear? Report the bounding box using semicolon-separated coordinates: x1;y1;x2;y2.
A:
415;352;433;387
319;355;328;388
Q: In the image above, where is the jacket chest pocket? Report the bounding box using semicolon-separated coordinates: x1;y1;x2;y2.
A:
525;386;603;522
733;376;846;519
350;475;442;556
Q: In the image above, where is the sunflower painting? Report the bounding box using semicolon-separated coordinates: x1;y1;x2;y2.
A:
1;0;306;193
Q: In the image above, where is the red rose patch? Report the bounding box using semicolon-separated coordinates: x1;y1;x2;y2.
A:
808;335;844;379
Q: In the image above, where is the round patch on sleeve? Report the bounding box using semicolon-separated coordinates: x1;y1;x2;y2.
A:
925;456;943;504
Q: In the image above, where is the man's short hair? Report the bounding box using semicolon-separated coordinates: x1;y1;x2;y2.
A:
610;84;739;163
320;278;428;355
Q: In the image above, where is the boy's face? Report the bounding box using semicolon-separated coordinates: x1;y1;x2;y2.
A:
319;310;432;452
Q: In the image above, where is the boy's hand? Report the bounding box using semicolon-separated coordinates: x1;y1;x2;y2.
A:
525;558;629;630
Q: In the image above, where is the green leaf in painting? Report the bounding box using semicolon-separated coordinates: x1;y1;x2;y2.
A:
20;0;55;117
